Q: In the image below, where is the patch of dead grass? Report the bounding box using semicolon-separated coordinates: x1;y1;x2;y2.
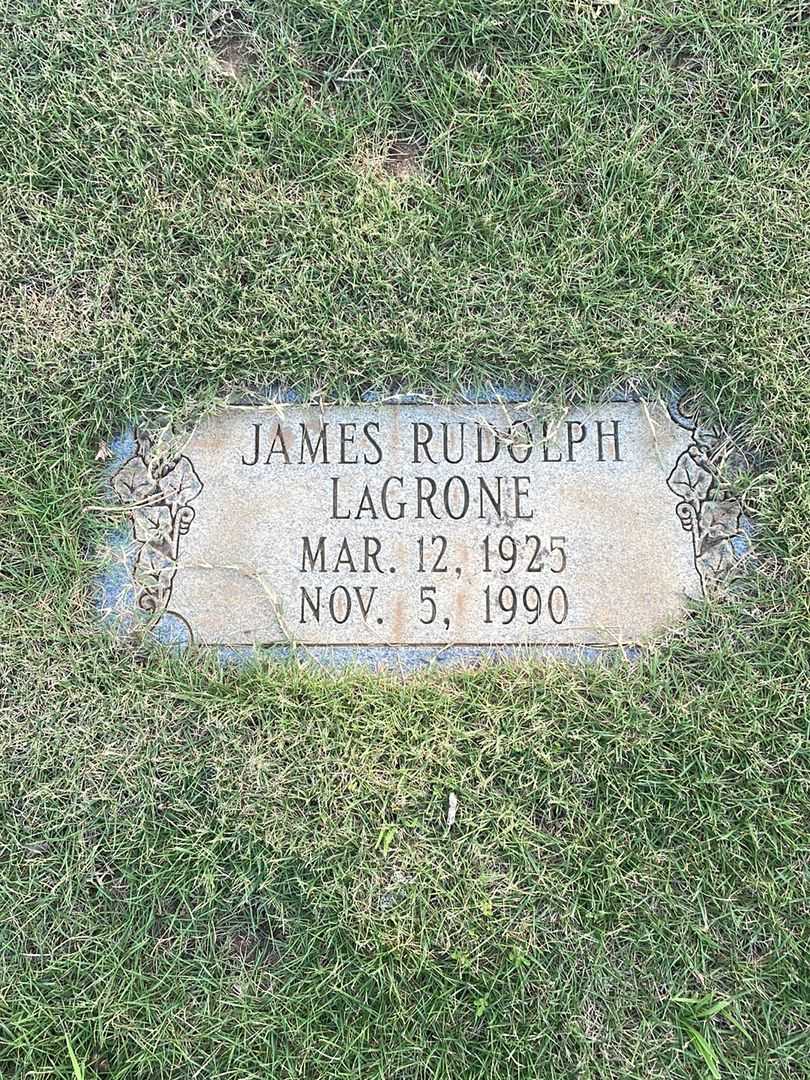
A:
355;139;424;182
211;35;258;80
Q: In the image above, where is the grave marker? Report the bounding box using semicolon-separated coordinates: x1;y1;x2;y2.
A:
108;399;743;649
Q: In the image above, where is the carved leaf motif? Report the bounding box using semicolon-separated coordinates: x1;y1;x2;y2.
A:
698;538;737;578
132;505;174;545
667;445;714;505
698;499;741;551
113;437;202;625
134;544;176;596
159;456;203;508
112;456;154;504
669;398;744;594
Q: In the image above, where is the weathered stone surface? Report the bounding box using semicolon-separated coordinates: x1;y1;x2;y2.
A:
110;400;744;648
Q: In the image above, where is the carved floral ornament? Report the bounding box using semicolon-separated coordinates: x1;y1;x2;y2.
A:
666;395;744;595
111;431;203;622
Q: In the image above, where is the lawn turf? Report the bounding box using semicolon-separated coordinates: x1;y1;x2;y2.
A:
1;0;809;1076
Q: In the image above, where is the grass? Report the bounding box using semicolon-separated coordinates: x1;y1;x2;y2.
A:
1;0;809;1076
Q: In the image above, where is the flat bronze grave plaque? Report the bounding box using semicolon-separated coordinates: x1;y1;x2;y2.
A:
108;400;744;649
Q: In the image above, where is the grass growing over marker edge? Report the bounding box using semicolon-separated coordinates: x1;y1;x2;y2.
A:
1;1;809;1076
